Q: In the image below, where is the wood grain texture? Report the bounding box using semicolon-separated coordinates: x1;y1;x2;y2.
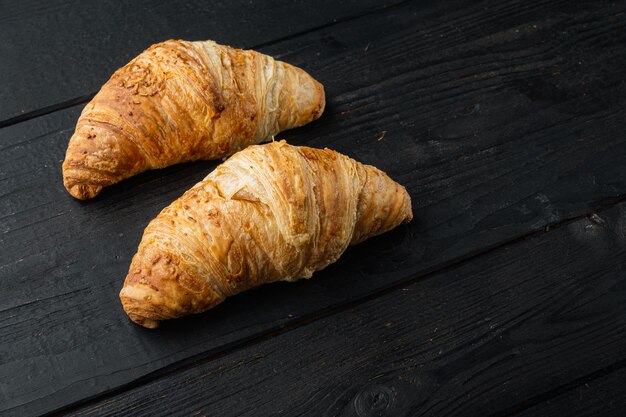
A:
2;0;626;414
0;0;397;125
513;367;626;417
69;204;626;416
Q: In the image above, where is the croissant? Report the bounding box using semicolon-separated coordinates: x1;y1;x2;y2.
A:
120;141;412;328
62;40;325;200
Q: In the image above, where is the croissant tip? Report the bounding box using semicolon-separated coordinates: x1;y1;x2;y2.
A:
404;194;413;224
128;313;161;329
120;285;165;329
312;82;326;121
120;295;162;329
65;182;103;200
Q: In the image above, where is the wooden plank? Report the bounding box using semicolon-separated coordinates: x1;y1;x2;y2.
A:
512;366;626;417
3;0;626;414
68;204;626;416
0;0;397;125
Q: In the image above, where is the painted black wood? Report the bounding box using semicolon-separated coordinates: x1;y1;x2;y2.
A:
0;0;399;126
68;204;626;416
513;366;626;417
2;0;626;414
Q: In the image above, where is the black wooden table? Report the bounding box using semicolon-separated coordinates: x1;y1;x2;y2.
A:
2;0;626;415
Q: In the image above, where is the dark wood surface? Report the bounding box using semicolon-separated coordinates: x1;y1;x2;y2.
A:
0;0;400;126
514;366;626;417
1;0;626;415
69;204;626;417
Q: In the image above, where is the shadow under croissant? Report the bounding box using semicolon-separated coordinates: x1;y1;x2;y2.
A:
72;160;221;207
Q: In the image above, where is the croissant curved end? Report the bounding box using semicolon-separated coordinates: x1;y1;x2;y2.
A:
63;180;103;200
301;76;325;126
119;286;162;329
127;313;160;329
281;65;326;128
311;79;326;121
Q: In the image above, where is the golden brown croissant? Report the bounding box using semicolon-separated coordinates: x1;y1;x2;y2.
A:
62;40;325;200
120;141;412;328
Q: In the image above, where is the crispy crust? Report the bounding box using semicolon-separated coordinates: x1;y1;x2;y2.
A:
62;40;325;200
120;141;412;328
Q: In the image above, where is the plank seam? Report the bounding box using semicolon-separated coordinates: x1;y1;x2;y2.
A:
0;93;96;129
